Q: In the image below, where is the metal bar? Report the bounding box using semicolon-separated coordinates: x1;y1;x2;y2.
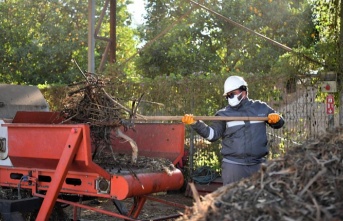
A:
94;0;109;36
98;41;110;72
34;193;139;221
131;196;147;219
144;195;187;209
136;116;268;121
36;127;83;221
139;195;186;221
72;205;79;221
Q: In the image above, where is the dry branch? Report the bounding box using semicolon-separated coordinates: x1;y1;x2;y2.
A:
61;74;141;164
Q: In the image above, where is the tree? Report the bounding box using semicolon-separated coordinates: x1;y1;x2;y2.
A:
135;0;317;79
0;0;137;85
0;0;89;84
135;0;224;78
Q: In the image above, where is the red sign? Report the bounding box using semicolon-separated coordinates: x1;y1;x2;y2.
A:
326;94;334;115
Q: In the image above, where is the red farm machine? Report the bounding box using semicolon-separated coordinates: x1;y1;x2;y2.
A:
0;84;187;220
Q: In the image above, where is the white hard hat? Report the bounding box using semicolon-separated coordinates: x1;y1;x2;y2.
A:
223;76;248;95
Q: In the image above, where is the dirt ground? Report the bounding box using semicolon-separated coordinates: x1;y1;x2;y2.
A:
63;191;195;221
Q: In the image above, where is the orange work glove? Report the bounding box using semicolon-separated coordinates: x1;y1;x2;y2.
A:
268;113;280;124
182;114;196;125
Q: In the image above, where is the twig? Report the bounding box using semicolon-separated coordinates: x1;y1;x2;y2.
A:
253;164;266;202
101;88;145;119
72;59;89;82
310;154;338;167
307;190;321;221
268;167;296;176
189;182;202;209
298;167;327;197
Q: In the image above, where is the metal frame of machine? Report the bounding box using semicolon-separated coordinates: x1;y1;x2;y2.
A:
0;112;186;220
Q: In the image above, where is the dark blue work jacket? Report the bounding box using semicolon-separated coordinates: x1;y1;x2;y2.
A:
191;98;285;164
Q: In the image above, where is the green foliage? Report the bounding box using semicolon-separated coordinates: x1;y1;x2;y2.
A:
192;140;222;173
311;0;339;41
136;0;317;78
0;0;138;85
0;0;89;84
310;0;340;73
38;83;68;111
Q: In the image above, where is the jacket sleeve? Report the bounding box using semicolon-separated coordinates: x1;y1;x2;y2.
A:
190;119;226;142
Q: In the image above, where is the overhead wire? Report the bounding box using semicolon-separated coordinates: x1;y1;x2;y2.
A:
187;0;326;67
119;0;326;72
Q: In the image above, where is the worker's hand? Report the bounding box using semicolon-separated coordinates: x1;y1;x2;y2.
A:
268;113;280;124
182;114;196;125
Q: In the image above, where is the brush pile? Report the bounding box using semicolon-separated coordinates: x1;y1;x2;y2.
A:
180;128;343;221
61;73;140;161
61;73;144;129
60;72;175;173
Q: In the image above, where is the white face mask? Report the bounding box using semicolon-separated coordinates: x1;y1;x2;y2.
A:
228;92;244;107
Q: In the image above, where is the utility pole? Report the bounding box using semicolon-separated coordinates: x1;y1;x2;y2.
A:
88;0;95;73
109;0;117;63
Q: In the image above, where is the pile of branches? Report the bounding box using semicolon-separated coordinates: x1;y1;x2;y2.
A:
62;73;141;127
60;71;175;174
61;72;143;163
181;128;343;221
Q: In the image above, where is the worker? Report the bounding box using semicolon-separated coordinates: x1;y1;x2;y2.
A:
182;75;285;185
